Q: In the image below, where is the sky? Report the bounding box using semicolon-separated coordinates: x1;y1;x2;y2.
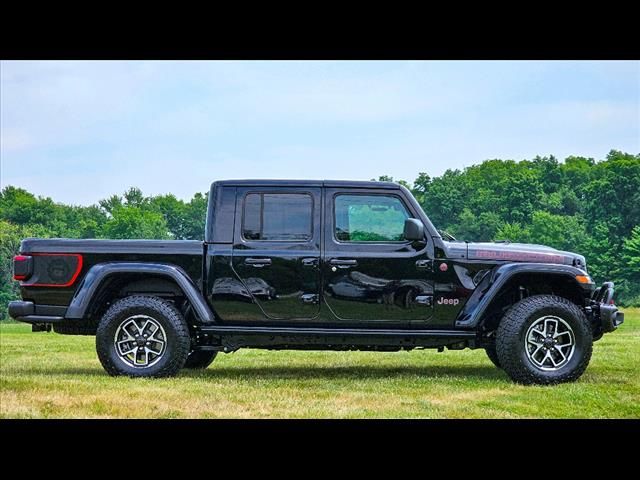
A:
1;60;639;206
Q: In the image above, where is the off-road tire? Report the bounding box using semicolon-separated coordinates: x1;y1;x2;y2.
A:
484;344;502;369
496;295;592;385
96;295;190;377
183;350;218;369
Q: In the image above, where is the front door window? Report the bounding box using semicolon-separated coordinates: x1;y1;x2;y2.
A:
334;194;409;242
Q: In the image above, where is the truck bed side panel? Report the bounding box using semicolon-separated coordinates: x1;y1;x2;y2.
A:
18;239;203;306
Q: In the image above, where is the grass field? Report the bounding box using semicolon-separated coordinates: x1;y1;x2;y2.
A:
1;310;639;418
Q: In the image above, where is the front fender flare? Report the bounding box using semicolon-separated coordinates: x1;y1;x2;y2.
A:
65;262;215;323
455;262;590;328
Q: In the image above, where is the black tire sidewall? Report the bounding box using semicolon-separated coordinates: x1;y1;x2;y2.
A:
485;344;502;369
96;297;190;377
497;296;593;384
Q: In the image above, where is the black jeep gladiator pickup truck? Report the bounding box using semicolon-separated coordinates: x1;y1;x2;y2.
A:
9;180;624;384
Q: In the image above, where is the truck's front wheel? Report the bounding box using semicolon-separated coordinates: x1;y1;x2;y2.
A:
496;295;593;385
96;296;190;377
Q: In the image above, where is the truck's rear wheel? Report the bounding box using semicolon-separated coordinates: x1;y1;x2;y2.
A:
183;350;218;369
484;344;502;369
96;296;190;377
496;295;592;385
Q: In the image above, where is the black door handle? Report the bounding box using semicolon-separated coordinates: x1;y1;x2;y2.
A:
244;258;272;267
415;259;432;270
330;259;358;268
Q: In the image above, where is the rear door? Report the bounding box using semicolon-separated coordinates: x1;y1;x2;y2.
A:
230;187;322;322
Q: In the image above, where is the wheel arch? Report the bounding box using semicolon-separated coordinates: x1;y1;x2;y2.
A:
456;263;592;331
65;262;215;325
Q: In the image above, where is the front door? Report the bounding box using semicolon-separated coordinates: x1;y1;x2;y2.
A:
230;187;321;322
323;188;434;326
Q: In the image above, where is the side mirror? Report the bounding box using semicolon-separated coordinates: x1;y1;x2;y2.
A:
404;218;425;241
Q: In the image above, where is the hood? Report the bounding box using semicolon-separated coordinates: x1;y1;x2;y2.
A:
444;241;587;269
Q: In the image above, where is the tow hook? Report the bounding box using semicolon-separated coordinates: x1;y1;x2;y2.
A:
31;323;52;332
591;281;624;333
598;304;624;332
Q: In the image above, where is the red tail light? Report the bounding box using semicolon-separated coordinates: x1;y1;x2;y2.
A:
14;253;84;286
13;255;33;281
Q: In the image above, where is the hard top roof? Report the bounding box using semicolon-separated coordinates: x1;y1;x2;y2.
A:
213;179;400;189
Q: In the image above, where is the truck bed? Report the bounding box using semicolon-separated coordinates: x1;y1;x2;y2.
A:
18;239;204;307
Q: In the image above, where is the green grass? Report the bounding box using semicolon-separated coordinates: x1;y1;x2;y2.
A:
1;310;639;418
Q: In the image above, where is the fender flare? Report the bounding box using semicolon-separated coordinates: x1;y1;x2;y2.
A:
455;262;590;328
65;262;215;323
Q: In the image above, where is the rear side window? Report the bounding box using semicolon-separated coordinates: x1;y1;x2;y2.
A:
334;194;410;242
243;193;313;241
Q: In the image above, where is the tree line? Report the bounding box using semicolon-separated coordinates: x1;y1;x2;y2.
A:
1;149;638;319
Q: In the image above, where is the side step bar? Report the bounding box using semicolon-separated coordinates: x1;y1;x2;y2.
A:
199;325;476;338
196;325;478;352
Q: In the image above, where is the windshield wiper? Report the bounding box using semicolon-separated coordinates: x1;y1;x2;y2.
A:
439;230;457;241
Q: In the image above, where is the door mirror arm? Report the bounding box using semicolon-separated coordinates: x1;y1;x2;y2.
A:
411;239;427;250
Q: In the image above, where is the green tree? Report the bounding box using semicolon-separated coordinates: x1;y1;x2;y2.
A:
0;221;52;319
123;187;148;208
374;175;394;182
617;226;640;305
101;206;170;239
583;151;640;241
0;221;22;319
99;194;124;215
527;211;587;253
149;194;186;239
581;222;618;284
73;205;109;238
495;222;531;243
0;186;108;238
453;208;503;242
411;172;431;205
0;187;59;229
421;169;466;229
182;192;207;240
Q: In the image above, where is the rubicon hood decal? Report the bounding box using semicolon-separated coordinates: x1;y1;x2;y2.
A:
464;242;583;266
470;248;565;264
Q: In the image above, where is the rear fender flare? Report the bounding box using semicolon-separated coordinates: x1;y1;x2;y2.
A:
65;262;215;323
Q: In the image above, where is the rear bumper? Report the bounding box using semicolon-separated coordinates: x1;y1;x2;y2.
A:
8;301;65;324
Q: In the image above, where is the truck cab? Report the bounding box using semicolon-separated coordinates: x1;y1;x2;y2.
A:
206;180;441;327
